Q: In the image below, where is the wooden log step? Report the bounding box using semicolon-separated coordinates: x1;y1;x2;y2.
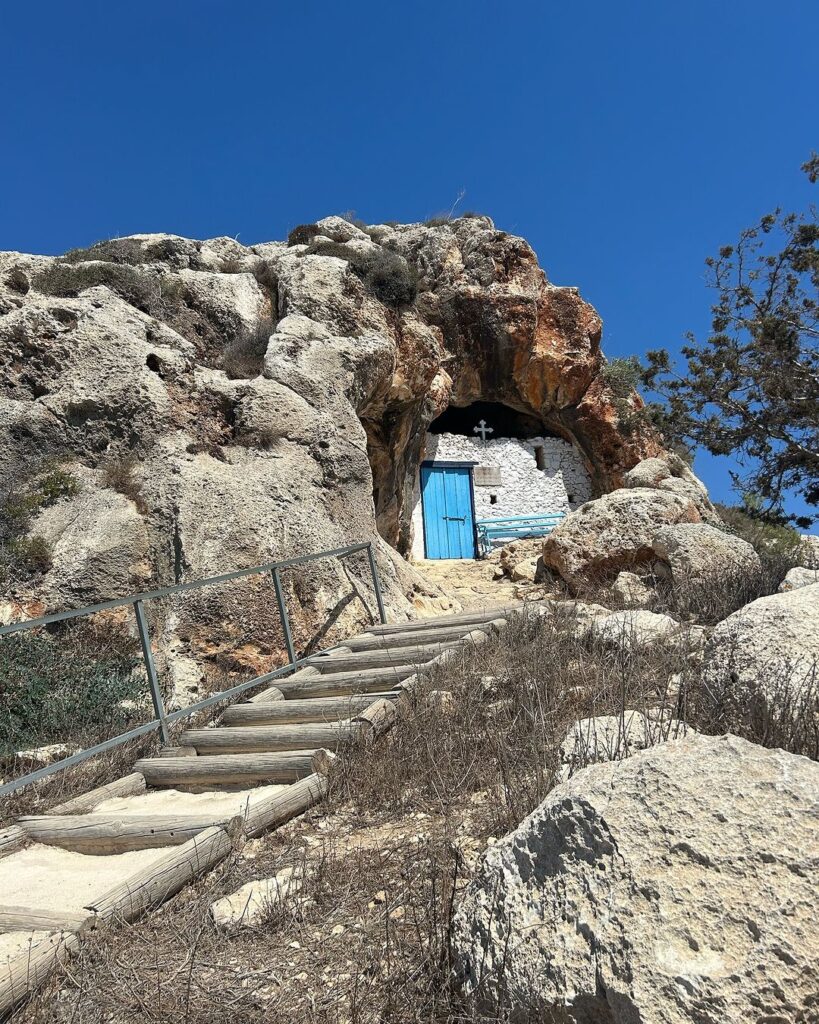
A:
275;665;416;699
0;825;27;861
86;825;233;923
0;932;79;1018
244;772;328;838
17;814;232;854
0;905;92;934
368;606;519;635
306;642;459;674
181;722;354;755
222;694;393;726
47;772;147;816
134;751;316;788
343;623;486;651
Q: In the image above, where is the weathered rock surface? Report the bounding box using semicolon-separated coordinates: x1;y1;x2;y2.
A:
210;866;304;929
780;565;819;591
651;522;762;612
452;733;819;1024
701;583;819;718
586;608;681;651
542;488;703;591
1;217;666;675
607;570;655;608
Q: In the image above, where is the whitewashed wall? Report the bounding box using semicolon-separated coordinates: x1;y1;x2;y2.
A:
410;432;592;558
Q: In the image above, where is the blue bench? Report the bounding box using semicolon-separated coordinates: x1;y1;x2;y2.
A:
475;511;566;557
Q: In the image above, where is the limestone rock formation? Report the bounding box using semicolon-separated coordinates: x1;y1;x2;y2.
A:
1;216;665;675
701;583;819;722
452;733;819;1024
651;522;762;612
585;607;682;651
608;570;655;608
542;487;703;591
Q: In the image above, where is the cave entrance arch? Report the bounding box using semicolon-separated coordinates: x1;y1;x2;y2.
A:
410;401;593;559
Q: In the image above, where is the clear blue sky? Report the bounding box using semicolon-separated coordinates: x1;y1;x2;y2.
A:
2;0;816;514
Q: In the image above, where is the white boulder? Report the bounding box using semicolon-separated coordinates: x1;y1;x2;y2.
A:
701;583;819;718
779;566;819;592
453;733;819;1023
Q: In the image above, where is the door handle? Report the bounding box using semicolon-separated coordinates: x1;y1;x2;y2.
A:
444;516;466;522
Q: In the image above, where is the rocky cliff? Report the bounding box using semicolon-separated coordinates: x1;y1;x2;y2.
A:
0;215;664;686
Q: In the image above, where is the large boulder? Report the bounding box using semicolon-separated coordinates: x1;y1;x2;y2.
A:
701;584;819;722
624;455;718;524
452;734;819;1024
586;607;682;652
651;522;762;613
542;488;703;591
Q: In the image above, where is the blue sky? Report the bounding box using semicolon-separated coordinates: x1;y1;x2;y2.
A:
2;0;816;514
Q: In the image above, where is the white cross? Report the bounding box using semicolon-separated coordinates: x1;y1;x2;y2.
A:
473;419;494;442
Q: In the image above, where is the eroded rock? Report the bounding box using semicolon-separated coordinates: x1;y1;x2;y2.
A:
452;733;819;1024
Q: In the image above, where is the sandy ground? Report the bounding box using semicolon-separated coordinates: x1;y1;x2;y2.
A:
413;557;522;610
0;845;169;916
94;783;288;818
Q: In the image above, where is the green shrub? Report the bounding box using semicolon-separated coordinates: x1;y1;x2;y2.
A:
34;262;160;312
287;223;320;247
364;248;418;307
0;463;79;583
62;238;145;266
0;633;142;756
6;536;53;573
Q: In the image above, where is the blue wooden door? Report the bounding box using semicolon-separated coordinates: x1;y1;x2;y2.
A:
420;465;476;559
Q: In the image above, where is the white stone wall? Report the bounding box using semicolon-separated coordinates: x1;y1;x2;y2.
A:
410;432;592;558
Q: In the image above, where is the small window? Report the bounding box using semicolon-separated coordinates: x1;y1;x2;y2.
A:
490;494;498;505
534;445;545;471
567;493;575;503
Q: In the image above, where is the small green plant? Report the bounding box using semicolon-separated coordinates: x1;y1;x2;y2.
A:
0;631;142;757
0;462;79;583
598;356;649;435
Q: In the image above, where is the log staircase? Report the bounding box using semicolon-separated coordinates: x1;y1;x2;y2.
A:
0;604;518;1016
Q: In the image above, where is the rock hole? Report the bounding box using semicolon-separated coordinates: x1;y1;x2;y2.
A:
534;444;545;471
146;353;164;377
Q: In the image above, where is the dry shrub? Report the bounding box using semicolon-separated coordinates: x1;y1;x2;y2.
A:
100;452;146;511
222;320;273;379
331;607;692;836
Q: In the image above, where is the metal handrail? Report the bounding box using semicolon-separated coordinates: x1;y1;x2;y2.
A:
0;540;387;798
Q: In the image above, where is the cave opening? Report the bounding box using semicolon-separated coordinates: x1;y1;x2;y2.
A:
428;401;564;441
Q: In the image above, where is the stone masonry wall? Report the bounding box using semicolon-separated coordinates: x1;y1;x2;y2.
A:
410;432;592;558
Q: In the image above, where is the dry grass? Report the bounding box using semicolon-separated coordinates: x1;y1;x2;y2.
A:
13;605;818;1022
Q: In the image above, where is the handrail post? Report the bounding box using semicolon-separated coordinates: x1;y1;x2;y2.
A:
366;542;387;625
134;599;170;746
271;567;296;666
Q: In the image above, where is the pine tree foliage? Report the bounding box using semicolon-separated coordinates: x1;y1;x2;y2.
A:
643;156;819;526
